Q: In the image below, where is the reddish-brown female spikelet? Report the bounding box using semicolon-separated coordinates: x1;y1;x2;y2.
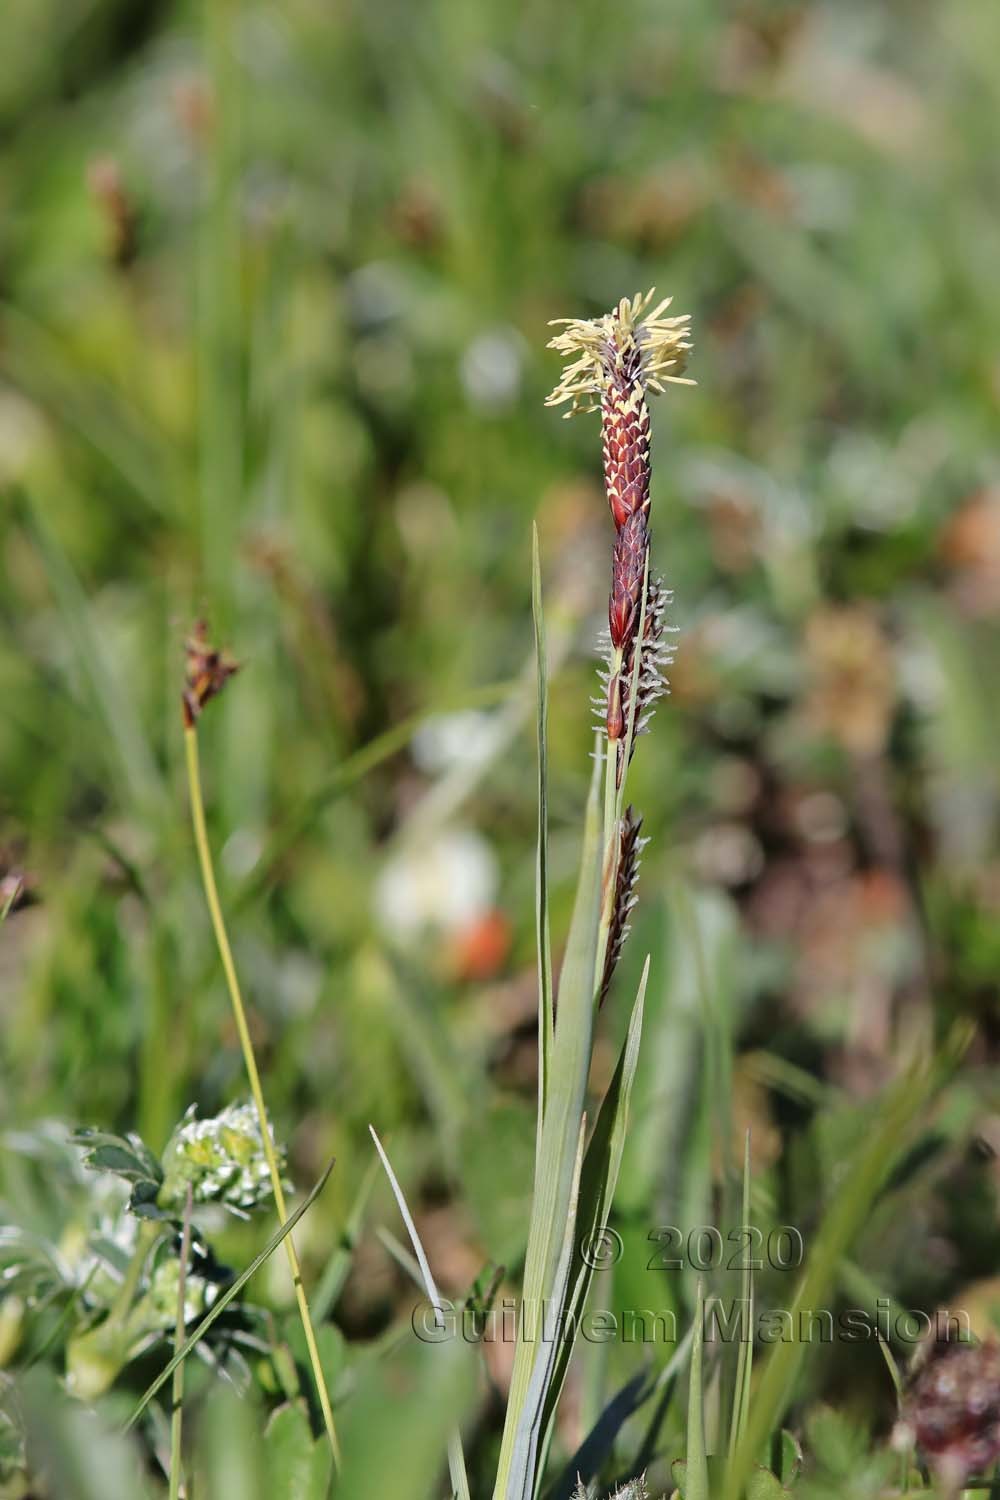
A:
598;806;648;1006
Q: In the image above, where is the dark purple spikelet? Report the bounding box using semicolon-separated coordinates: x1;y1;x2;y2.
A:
598;806;646;1006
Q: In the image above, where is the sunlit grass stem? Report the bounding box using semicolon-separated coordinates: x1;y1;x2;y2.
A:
183;722;341;1470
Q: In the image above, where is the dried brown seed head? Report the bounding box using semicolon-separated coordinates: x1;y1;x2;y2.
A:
182;620;239;727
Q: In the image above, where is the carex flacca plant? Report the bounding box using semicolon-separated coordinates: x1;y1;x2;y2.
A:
484;291;693;1500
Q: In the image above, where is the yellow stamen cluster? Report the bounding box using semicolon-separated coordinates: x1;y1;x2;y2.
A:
545;288;694;417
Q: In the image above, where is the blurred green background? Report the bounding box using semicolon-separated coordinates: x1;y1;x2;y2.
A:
3;0;1000;1483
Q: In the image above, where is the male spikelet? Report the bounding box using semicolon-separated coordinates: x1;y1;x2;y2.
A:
547;290;692;782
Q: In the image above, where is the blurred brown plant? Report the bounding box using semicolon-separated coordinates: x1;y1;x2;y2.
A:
86;157;138;269
898;1338;1000;1493
803;604;894;758
940;488;1000;618
181;620;239;727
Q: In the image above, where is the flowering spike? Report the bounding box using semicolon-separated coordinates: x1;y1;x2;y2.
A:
546;287;694;418
182;620;239;727
547;290;692;1001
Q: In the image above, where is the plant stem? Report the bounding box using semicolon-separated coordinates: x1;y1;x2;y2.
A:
169;1183;193;1500
596;733;619;990
183;723;341;1470
1;878;22;921
111;1220;160;1323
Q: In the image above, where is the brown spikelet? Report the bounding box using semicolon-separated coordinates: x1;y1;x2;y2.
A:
182;620;239;727
598;806;646;1006
87;156;138;269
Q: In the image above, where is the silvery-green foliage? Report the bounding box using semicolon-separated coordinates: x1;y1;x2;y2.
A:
141;1246;218;1330
159;1103;287;1217
572;1479;651;1500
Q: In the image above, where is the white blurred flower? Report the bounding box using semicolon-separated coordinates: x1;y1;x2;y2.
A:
460;327;524;411
411;711;498;774
375;827;498;944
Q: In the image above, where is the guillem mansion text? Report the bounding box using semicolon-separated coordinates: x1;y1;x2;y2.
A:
412;1296;970;1348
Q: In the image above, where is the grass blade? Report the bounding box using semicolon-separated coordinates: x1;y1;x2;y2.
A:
504;1118;588;1500
493;742;604;1500
532;523;554;1158
723;1030;970;1500
369;1127;471;1500
538;956;650;1455
338;1326;477;1499
728;1131;754;1458
25;506;165;816
310;1153;379;1324
125;1160;334;1431
686;1278;709;1500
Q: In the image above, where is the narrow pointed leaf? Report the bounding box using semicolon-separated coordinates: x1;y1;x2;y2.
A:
369;1127;470;1500
539;957;650;1452
125;1161;334;1430
504;1117;588;1500
493;748;604;1499
532;523;554;1158
728;1130;754;1457
723;1029;970;1500
686;1278;709;1500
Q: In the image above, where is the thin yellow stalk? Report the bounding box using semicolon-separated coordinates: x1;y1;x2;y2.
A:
183;724;341;1470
